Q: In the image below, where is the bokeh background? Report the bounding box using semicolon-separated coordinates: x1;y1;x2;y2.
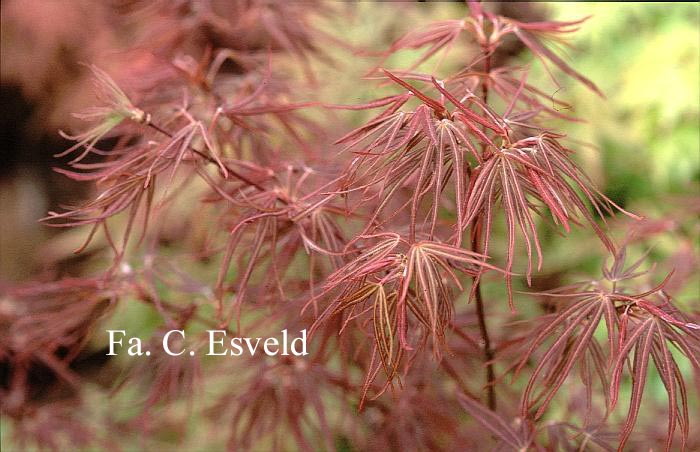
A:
1;2;698;450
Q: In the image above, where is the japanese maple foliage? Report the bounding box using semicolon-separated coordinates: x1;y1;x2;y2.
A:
2;1;698;451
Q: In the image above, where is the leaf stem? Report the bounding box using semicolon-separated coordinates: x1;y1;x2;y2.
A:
474;29;497;411
145;121;289;205
472;225;497;411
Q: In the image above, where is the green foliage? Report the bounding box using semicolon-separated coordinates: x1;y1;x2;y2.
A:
550;3;699;196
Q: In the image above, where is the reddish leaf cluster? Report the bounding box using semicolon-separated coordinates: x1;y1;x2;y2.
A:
2;1;697;450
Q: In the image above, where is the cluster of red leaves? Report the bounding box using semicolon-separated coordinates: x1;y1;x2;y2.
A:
2;1;697;451
509;246;699;450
